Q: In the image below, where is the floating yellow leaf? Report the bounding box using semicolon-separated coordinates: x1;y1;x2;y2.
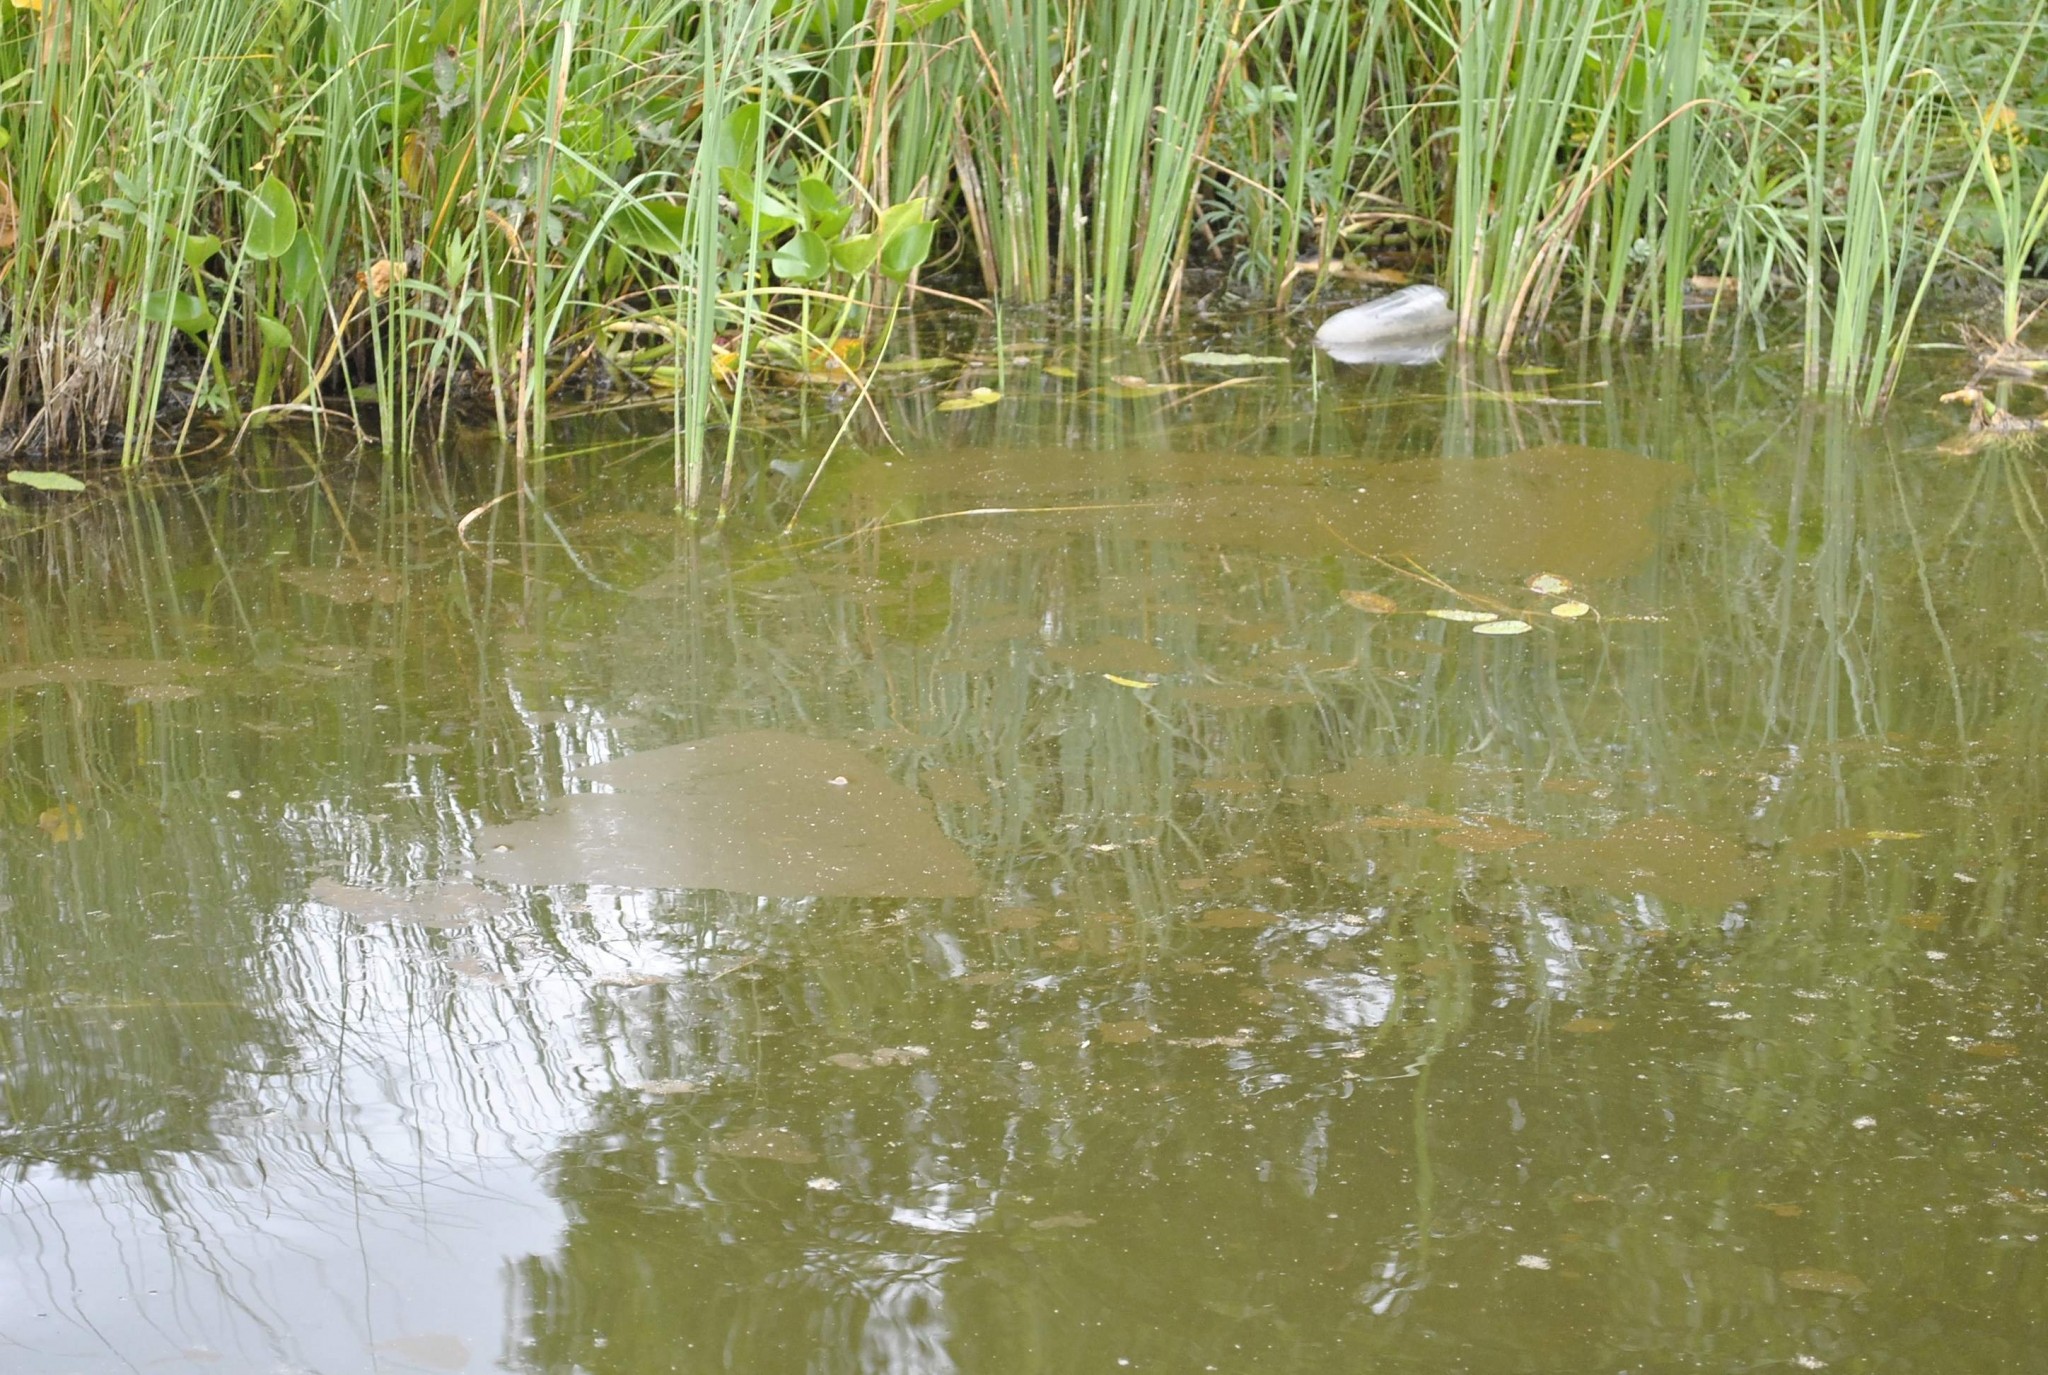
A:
1042;364;1078;379
1425;608;1497;624
1102;673;1156;689
936;386;1001;412
1340;589;1397;613
1551;601;1592;619
1527;573;1573;596
1865;829;1925;842
806;336;864;376
37;803;81;842
1473;619;1533;636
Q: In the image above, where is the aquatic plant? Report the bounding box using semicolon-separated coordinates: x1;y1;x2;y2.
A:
0;0;2041;485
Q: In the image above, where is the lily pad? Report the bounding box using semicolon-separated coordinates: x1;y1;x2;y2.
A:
936;386;1001;412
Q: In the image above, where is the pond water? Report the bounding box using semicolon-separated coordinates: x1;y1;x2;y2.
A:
1;325;2044;1373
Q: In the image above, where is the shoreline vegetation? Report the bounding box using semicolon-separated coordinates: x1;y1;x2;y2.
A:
0;0;2042;506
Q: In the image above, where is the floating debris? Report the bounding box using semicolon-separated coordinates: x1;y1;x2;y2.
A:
1095;1020;1156;1044
1436;820;1546;853
308;876;510;928
1194;907;1279;930
824;1046;931;1070
1313;285;1456;366
630;1078;705;1096
713;1127;820;1165
1780;1268;1867;1298
474;730;981;899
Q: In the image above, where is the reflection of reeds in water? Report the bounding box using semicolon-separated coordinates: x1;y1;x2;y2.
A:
3;343;2048;1364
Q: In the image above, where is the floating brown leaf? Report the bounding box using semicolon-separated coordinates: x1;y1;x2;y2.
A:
1341;589;1397;614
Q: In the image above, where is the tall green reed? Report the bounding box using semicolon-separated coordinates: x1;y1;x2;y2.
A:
0;0;2042;488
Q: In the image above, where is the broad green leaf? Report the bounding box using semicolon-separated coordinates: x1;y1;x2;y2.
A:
1180;352;1290;367
797;176;851;239
715;102;764;170
771;229;831;282
7;469;85;492
830;231;881;275
140;289;215;335
182;233;222;271
899;0;964;32
718;167;798;237
246;176;298;260
255;314;294;352
280;230;322;301
611;199;688;256
875;197;927;244
878;218;933;282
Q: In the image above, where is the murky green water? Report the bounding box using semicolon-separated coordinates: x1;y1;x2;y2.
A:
2;330;2045;1373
